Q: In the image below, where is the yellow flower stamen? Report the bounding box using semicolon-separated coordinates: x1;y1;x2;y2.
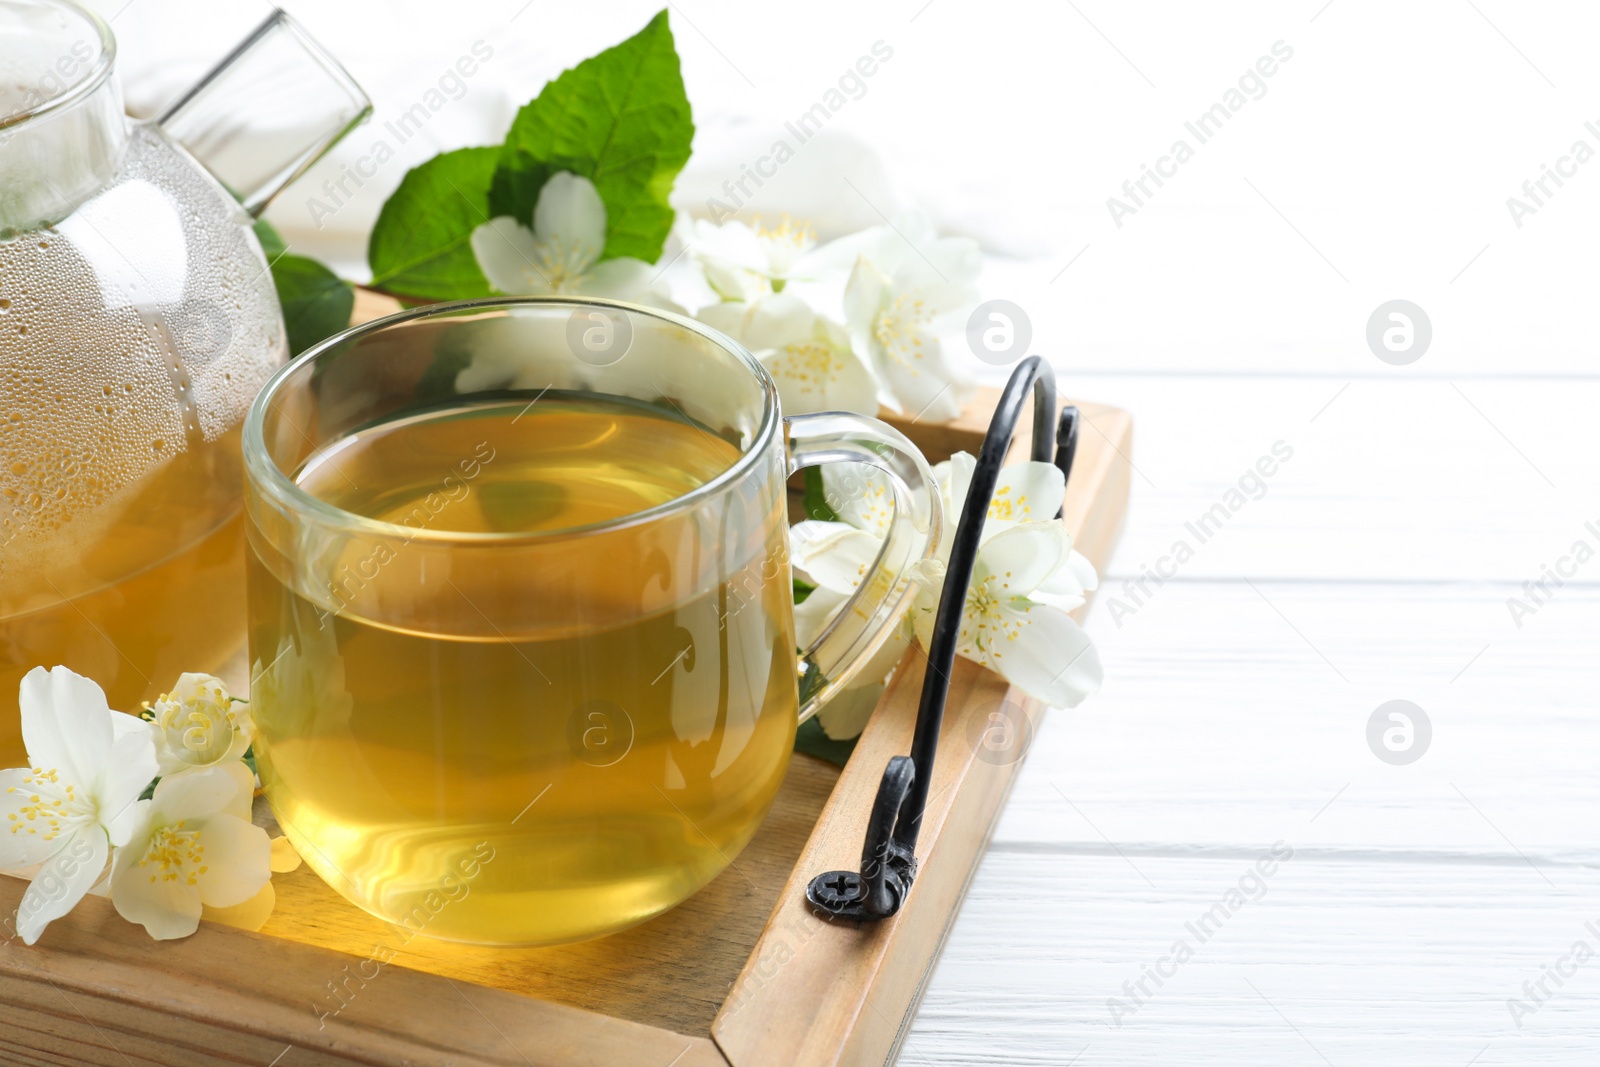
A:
874;291;935;374
5;767;91;842
527;236;597;293
138;820;208;886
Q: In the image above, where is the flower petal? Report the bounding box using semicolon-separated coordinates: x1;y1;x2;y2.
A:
147;673;246;775
874;328;965;422
269;835;302;874
1028;582;1086;615
988;462;1065;525
918;236;982;290
975;522;1071;599
762;329;879;417
98;721;158;847
794;584;849;649
848;615;912;689
906;558;947;651
696;300;749;338
692;218;763;265
936;452;976;518
796;226;881;276
1032;548;1098;612
18;666;113;788
790;519;859;572
149;764;242;824
931;452;977;560
752;216;816;276
575;256;655;301
737;293;813;349
1067;548;1100;593
692;219;768;301
984;604;1102;708
218;761;257;822
192;814;272;910
470;216;547;296
821;461;897;538
17;827;106;944
111;849;202;940
0;767;67;867
202;881;276;932
534;172;607;263
816;682;883;741
842;255;890;339
790;522;882;594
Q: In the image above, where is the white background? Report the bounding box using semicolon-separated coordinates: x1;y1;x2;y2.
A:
90;0;1600;1062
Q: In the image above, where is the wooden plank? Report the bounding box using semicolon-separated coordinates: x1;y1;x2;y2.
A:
709;656;1027;1067
0;875;727;1067
349;286;400;326
712;403;1132;1066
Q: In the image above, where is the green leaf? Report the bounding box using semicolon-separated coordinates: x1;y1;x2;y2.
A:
793;717;857;767
487;149;556;233
252;218;354;356
801;465;839;522
253;217;288;259
368;146;500;301
493;9;693;263
273;255;354;356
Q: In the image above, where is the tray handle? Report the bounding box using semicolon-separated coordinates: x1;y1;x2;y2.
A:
807;356;1080;920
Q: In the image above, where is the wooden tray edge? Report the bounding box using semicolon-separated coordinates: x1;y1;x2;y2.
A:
710;398;1132;1066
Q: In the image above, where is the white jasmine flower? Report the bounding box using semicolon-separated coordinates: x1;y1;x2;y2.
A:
470;172;672;306
791;520;915;741
0;666;157;944
796;451;1102;737
788;459;916;740
690;216;840;301
908;524;1101;708
698;294;877;416
196;834;301;934
144;673;251;775
109;761;272;941
911;452;1101;705
843;213;981;423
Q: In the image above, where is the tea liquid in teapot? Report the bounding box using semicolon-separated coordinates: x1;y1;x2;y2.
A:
0;2;368;763
0;126;284;744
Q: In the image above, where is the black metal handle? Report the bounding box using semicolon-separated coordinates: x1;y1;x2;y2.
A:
807;357;1079;921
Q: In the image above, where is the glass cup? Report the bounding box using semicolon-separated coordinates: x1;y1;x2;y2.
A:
242;297;939;945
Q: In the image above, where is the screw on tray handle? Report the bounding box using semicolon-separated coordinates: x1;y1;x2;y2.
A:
807;357;1079;921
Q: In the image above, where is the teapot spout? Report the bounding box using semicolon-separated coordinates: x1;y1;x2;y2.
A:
157;10;370;217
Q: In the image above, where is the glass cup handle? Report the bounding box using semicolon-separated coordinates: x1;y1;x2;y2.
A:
784;411;942;723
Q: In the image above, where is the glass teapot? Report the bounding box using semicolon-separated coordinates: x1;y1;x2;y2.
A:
0;1;369;764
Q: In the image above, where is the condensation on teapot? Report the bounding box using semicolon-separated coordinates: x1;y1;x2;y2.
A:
0;1;369;763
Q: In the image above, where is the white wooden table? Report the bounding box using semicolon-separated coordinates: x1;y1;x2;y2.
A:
864;2;1600;1057
902;294;1600;1063
108;0;1596;1059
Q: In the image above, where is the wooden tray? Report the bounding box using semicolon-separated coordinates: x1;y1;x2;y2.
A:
0;296;1132;1066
